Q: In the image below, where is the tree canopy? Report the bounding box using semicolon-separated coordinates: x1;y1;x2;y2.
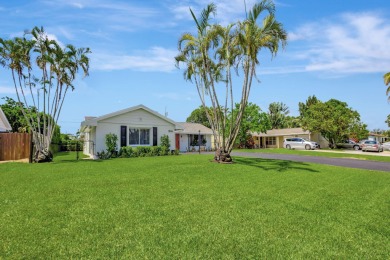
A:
232;102;270;148
186;106;212;128
267;102;289;129
301;98;368;147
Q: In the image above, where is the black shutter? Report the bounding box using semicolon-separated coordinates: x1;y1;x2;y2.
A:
153;127;157;146
120;126;127;147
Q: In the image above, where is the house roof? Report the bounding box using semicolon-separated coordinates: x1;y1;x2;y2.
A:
0;107;12;132
80;104;181;131
251;127;310;137
368;132;386;137
176;122;213;135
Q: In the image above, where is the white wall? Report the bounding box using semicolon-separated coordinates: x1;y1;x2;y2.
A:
94;109;176;153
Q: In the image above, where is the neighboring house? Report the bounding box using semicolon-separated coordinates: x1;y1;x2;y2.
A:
368;133;389;143
251;127;329;149
0;107;12;132
80;105;182;158
175;122;214;152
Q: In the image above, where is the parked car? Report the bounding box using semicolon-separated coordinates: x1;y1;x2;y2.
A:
336;140;360;150
358;139;368;149
361;140;383;152
382;141;390;151
283;138;319;150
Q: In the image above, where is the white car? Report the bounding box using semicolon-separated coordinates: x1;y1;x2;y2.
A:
382;142;390;151
283;138;319;150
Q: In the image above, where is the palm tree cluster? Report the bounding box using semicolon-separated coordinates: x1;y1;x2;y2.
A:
0;26;90;162
385;72;390;102
175;0;287;162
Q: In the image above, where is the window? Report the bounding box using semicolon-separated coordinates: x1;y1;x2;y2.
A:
189;134;204;146
266;137;276;146
129;128;150;145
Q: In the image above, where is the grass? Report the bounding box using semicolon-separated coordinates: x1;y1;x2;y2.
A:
0;152;389;258
236;148;390;162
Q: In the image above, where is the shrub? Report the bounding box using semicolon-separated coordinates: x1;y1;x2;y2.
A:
150;146;162;156
105;133;118;157
132;146;152;157
97;150;110;160
160;135;170;156
118;146;133;158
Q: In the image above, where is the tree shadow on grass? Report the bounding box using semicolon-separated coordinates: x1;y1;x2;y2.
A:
234;157;319;173
53;152;103;163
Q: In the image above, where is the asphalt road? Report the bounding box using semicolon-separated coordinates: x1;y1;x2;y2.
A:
230;151;390;172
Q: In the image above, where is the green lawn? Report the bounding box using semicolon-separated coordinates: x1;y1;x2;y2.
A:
1;153;389;258
236;148;390;162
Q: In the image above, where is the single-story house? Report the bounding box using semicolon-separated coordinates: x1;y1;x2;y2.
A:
80;104;183;158
251;127;329;149
368;133;389;143
0;107;12;132
175;122;214;152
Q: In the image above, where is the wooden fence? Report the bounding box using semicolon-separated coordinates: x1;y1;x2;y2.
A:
0;133;32;162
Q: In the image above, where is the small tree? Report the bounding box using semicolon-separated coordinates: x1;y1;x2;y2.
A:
0;26;90;162
105;133;118;157
160;135;170;155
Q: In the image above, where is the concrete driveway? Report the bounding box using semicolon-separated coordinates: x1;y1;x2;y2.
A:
231;151;390;172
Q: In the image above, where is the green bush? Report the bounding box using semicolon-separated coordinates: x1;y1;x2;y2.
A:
150;146;162;156
105;133;118;157
160;135;170;155
96;150;110;160
107;136;178;159
118;146;133;158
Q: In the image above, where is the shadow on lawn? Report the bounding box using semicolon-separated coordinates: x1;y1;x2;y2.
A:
53;152;103;163
234;157;319;173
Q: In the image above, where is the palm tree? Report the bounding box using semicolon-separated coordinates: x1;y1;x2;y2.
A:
0;26;90;162
176;0;286;162
268;102;289;129
385;72;390;101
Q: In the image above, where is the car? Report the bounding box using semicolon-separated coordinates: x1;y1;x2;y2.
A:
361;140;383;152
382;141;390;151
358;139;368;149
336;140;360;150
283;137;319;150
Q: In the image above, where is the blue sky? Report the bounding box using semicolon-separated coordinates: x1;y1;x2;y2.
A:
0;0;389;134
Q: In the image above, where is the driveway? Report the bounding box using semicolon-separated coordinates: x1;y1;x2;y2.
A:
231;151;390;172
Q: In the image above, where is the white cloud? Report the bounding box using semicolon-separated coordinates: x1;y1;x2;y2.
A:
91;47;177;72
0;86;15;94
288;12;390;74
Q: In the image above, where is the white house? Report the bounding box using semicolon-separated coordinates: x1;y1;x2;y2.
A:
175;122;214;152
80;105;182;158
0;107;12;132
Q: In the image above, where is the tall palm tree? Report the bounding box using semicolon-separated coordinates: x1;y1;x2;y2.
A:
176;0;286;162
385;72;390;101
0;27;90;162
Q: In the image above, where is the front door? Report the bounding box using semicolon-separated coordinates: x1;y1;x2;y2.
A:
175;134;180;150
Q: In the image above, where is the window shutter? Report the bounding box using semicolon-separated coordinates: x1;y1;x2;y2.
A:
153;127;157;146
120;126;127;147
